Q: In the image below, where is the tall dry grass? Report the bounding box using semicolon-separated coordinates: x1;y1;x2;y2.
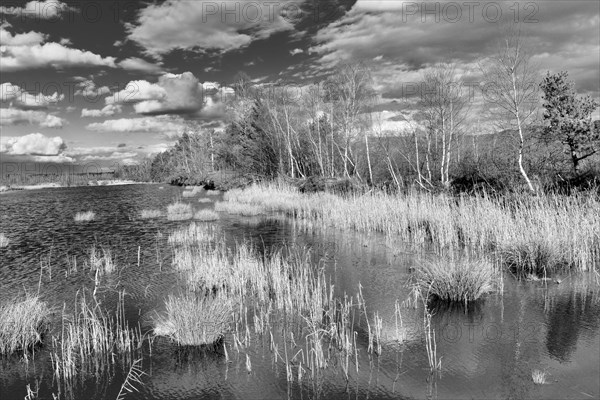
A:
74;211;95;222
166;202;193;221
223;184;600;273
0;296;51;357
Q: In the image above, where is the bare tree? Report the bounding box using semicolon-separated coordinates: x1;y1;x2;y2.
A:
481;24;539;192
420;63;470;186
325;62;376;179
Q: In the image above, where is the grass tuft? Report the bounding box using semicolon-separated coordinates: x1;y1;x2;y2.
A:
74;211;95;222
0;233;9;248
153;293;231;346
140;209;162;219
194;209;219;221
166;202;193;221
531;369;547;385
0;296;51;357
415;255;496;304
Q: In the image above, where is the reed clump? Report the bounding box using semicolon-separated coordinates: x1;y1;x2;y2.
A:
139;209;163;219
74;211;95;222
415;255;496;304
0;232;9;248
0;296;51;357
194;209;219;221
166;202;193;221
153;293;232;346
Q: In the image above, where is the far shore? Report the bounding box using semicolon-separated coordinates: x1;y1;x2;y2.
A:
0;179;151;193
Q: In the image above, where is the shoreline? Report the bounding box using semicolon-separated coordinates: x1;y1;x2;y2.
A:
0;180;151;192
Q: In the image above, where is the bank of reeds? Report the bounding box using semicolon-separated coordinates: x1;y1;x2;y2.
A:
166;202;193;221
214;201;265;216
0;296;51;357
139;209;162;219
74;211;95;222
223;184;599;273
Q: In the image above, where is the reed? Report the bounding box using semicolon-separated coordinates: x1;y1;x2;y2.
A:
0;232;9;248
51;292;142;383
74;211;95;222
0;296;51;357
168;222;216;246
198;198;212;203
414;255;496;304
153;293;231;346
205;190;221;196
214;201;265;216
139;209;163;219
166;202;193;221
531;369;547;385
193;209;219;221
87;246;116;275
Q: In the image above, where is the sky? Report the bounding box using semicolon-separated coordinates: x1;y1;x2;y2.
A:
0;0;599;170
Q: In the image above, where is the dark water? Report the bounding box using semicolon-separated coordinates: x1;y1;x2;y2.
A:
0;184;598;400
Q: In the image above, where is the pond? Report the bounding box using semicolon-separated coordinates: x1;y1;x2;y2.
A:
0;184;598;399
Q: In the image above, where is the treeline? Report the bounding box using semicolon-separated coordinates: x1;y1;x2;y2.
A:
119;45;599;194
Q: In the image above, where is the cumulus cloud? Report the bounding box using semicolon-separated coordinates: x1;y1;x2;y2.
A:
0;27;46;46
1;82;65;109
74;79;111;99
81;104;122;118
0;132;66;156
85;116;186;138
0;108;66;127
0;26;116;71
0;0;75;19
106;72;225;117
118;57;164;74
126;0;302;57
310;0;600;97
290;48;304;56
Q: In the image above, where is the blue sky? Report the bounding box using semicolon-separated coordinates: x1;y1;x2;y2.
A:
1;0;599;168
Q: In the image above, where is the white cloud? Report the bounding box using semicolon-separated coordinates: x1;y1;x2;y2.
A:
0;26;116;72
59;37;72;46
290;48;303;56
0;0;75;19
0;132;66;155
0;27;46;46
74;79;111;98
81;104;122;118
40;114;65;128
85;116;186;137
1;82;64;109
118;57;164;74
127;0;302;57
81;151;139;161
0;108;66;127
107;72;208;116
